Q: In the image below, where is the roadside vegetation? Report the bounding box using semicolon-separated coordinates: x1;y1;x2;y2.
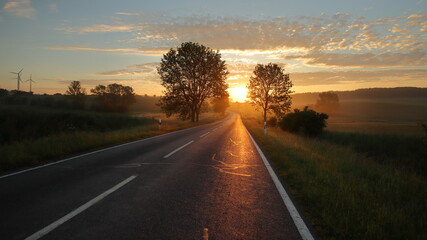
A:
0;104;225;175
231;86;427;239
245;121;426;240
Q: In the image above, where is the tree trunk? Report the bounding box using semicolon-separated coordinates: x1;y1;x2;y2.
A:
191;109;196;122
263;108;267;123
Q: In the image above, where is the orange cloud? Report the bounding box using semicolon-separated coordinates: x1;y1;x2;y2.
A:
3;0;35;18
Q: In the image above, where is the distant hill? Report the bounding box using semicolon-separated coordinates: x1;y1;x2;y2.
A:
292;87;427;106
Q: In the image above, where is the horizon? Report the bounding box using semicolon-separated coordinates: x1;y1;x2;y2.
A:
0;0;426;102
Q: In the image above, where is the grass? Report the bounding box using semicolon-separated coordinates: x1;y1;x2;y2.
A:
0;105;149;144
0;106;225;174
243;118;427;240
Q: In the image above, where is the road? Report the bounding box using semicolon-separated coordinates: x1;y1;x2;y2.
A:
0;113;309;240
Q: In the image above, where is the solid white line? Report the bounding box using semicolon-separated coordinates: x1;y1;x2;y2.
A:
163;140;194;158
245;127;314;240
24;175;137;240
199;132;211;138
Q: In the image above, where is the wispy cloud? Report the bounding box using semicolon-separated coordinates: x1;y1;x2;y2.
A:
97;63;159;76
48;46;164;56
284;50;427;68
57;13;425;53
3;0;35;18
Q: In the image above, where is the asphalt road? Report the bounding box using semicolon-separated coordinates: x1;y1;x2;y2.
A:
0;113;305;240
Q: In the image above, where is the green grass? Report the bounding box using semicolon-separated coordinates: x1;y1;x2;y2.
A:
0;105;150;144
244;119;427;240
0;105;225;174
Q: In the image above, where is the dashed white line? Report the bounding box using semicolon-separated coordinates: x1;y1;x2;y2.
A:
245;128;315;240
24;175;137;240
163;140;194;158
199;132;211;138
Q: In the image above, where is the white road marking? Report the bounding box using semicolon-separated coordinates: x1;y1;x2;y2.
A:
0;121;218;179
24;175;137;240
203;228;209;240
199;132;211;138
163;140;194;158
245;128;315;240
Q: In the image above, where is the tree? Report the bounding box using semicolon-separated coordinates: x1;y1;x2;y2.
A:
90;83;135;112
0;88;9;97
247;63;293;122
158;42;229;122
212;93;230;116
66;81;86;95
279;106;328;136
315;91;339;114
65;81;86;108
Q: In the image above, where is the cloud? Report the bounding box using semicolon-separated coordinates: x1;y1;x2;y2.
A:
408;14;426;19
97;63;159;77
291;69;427;86
48;46;164;56
284;50;427;68
56;12;425;57
3;0;35;18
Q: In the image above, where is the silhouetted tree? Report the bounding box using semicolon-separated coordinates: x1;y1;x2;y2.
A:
247;63;293;122
158;42;228;122
212;93;230;116
279;106;328;136
315;91;339;114
91;83;135;112
65;81;86;108
0;88;9;97
66;81;86;95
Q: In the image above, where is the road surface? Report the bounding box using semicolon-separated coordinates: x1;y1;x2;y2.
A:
0;113;307;240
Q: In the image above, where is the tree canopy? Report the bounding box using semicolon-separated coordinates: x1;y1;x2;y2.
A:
90;83;135;112
66;81;86;96
157;42;229;122
315;91;340;114
247;63;293;122
65;81;86;108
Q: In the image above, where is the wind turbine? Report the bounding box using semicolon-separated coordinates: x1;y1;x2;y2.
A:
26;74;36;93
10;68;23;91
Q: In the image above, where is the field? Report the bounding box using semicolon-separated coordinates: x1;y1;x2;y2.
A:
0;104;224;174
231;96;427;240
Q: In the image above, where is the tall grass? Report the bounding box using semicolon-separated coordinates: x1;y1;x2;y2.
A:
0;105;149;144
0;106;225;174
244;119;427;240
321;131;427;177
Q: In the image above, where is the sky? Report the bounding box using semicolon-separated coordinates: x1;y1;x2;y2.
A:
0;0;426;102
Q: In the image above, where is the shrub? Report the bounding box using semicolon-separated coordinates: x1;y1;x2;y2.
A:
279;106;328;136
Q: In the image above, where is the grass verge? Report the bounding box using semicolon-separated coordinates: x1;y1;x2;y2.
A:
0;107;224;174
244;119;427;240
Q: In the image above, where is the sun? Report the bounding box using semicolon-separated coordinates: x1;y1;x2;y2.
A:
228;87;248;103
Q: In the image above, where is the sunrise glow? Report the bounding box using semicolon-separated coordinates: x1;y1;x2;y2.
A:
228;87;248;103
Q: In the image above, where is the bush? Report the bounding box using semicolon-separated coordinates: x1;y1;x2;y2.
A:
279;106;328;136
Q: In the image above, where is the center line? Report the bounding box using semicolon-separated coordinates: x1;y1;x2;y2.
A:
25;175;137;240
163;140;194;158
199;132;210;138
